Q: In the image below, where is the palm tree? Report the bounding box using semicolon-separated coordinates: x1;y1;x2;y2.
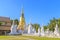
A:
48;17;57;31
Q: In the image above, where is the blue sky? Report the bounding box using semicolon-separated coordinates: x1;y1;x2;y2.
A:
0;0;60;26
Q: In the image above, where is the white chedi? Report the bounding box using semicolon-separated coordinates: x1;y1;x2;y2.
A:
54;24;60;36
28;23;33;34
32;28;36;33
38;27;41;36
41;26;45;36
45;29;50;35
9;20;18;35
28;18;35;34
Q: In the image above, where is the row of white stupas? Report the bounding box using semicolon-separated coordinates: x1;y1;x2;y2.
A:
9;20;60;37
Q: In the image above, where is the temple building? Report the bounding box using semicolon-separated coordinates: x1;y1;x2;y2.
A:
0;16;11;35
0;5;60;37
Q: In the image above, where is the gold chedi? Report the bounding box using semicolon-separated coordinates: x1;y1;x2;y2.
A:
17;7;25;31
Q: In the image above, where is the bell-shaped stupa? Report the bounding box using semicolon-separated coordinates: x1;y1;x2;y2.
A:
41;26;45;36
38;27;41;36
17;6;26;33
28;19;33;34
9;20;18;35
54;24;60;36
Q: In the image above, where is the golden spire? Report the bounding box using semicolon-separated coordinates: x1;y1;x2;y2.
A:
17;5;25;30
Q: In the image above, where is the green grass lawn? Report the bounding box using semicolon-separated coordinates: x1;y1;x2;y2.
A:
0;35;60;40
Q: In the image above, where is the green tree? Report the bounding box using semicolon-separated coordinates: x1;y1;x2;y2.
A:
43;26;47;31
32;24;40;32
0;22;2;26
10;19;19;25
14;19;19;25
48;17;57;31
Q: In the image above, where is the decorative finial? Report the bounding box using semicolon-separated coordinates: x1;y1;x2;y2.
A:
20;4;24;18
21;5;24;14
29;18;32;24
